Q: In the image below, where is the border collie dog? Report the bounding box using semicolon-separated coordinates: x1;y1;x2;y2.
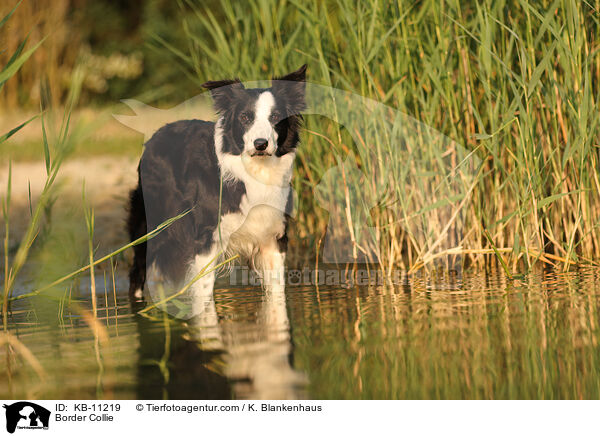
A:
127;65;307;311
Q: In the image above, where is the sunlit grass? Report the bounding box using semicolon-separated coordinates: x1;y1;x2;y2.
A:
160;0;600;273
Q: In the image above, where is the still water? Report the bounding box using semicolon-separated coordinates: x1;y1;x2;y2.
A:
2;267;600;399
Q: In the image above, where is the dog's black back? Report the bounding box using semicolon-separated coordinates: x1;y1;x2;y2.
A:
127;120;245;292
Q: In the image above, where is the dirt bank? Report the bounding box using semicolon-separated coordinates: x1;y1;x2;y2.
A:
0;156;139;250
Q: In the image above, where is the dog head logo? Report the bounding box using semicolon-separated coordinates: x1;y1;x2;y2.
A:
3;402;50;433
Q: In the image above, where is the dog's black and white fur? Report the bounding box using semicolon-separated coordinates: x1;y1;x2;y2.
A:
127;65;307;308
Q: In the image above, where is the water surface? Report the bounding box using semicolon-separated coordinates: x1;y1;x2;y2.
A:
2;267;600;399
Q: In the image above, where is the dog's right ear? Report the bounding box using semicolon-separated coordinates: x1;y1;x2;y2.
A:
202;79;244;113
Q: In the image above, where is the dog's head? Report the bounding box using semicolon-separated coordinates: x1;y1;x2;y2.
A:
202;65;306;158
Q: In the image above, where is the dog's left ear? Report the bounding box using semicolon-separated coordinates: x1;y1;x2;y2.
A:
277;64;307;82
272;64;307;114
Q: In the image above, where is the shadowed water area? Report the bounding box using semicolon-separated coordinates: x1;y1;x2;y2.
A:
2;267;600;399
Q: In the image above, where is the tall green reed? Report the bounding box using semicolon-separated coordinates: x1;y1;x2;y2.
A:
161;0;600;272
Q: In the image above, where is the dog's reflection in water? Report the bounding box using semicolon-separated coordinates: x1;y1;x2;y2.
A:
186;290;307;400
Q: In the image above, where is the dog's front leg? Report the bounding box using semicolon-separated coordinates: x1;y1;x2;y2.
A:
187;250;223;349
258;238;286;294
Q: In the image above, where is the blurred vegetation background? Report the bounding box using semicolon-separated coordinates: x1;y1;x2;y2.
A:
0;0;199;109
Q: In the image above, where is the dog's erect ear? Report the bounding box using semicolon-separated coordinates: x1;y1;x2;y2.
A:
202;79;244;112
272;65;307;114
277;64;307;82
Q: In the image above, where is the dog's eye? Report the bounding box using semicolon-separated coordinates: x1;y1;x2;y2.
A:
269;111;282;123
239;112;253;123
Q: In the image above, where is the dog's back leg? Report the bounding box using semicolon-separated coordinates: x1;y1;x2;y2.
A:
128;184;147;301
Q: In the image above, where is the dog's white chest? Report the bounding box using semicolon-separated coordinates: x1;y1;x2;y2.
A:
215;154;294;260
213;114;296;261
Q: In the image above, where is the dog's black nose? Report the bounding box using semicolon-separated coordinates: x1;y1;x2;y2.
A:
254;138;268;151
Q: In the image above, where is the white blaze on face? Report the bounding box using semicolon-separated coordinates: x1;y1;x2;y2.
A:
243;91;278;155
